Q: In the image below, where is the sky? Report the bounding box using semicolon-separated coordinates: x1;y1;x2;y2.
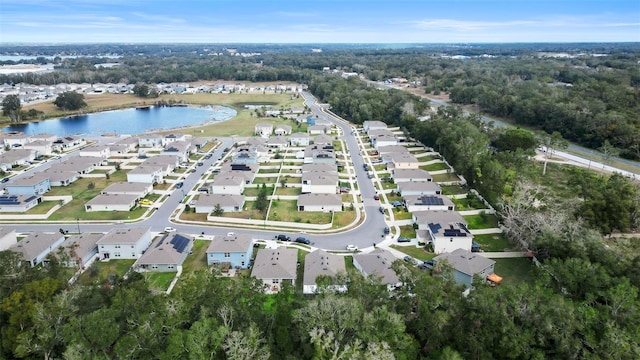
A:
0;0;639;44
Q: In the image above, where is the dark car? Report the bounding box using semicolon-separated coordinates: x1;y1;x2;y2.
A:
397;237;410;243
379;206;385;214
391;200;403;207
383;226;390;234
275;234;291;241
418;260;436;270
204;154;212;159
1;178;8;183
175;182;183;189
295;237;311;245
197;162;204;166
403;256;417;265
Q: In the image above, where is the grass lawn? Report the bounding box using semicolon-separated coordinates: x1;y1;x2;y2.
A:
463;213;499;229
420;162;449;171
441;185;468;195
332;210;356;228
398;225;416;238
253;177;277;184
273;187;301;196
473;233;513;252
181;239;210;274
493;258;535;285
144;272;175;292
268;200;332;224
432;173;461;182
223;201;266;220
244;186;274;197
179;212;208;222
389;245;435;261
78;259;135;286
258;168;281;174
392;208;414;220
21;200;58;214
21;93;142;120
453;196;486;211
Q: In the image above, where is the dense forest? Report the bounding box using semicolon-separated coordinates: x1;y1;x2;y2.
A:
1;44;639;359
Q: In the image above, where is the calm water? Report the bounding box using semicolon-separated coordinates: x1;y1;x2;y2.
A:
2;105;237;137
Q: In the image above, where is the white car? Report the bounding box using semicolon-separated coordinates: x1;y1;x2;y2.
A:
346;244;358;251
164;227;177;233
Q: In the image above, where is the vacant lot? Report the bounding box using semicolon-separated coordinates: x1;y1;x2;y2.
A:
268;200;332;224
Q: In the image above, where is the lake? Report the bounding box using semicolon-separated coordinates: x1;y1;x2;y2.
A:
2;105;237;137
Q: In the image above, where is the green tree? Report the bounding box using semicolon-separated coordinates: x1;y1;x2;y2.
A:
254;184;269;213
213;203;224;216
53;91;87;111
132;83;150;98
1;94;21;122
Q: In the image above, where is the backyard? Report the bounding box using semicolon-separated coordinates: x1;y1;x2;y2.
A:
77;259;135;286
144;272;175;292
463;213;500;229
268;200;332;224
493;258;535;285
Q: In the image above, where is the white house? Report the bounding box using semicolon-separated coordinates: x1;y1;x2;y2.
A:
210;175;245;195
382;152;419;169
195;193;245;213
392;168;433;183
97;227;152;260
255;123;273;138
289;132;310;146
297;193;342;212
101;182;152;198
135;233;194;272
403;194;455;213
57;233;102;268
127;165;164;183
0;228;18;251
397;181;442;196
363;120;388;132
79;144;110;158
251;248;297;293
84;193;138;212
413;210;473;254
303;250;347;294
23;140;53;156
274;124;292;136
301;172;339;194
138;135;164;148
0;194;41;213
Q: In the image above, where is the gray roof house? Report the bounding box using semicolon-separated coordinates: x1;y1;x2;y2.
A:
289;132;310;146
195;193;245;214
57;233;102;268
434;248;496;289
382;152;419;169
303;249;347;294
10;231;65;267
0;228;18;251
352;249;402;290
0;194;41;213
403;194;455;213
5;173;50;196
301;172;339;194
397;181;442;196
363;120;388;132
41;169;79;187
392;168;433;183
377;145;411;155
297;193;342;212
413;210;472;254
274;124;292;136
101;182;152;198
97;227;152;260
251;248;298;293
135;233;194;272
210;175;245;195
85;193;138;212
301;163;337;173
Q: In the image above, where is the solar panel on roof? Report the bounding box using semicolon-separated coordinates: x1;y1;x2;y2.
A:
171;235;190;253
419;196;444;206
428;223;442;234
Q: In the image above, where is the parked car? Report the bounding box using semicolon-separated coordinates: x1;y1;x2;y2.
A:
1;178;8;183
391;200;404;207
379;206;385;214
346;244;358;251
403;256;417;265
397;237;411;243
275;234;291;241
383;226;390;234
197;162;204;166
418;260;436;270
164;227;177;233
204;154;212;159
175;182;183;189
374;194;380;200
139;199;153;205
295;237;311;244
340;187;350;193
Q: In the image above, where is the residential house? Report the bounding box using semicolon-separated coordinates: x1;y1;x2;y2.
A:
10;231;65;267
163;133;188;146
84;193;138;212
2;133;30;147
307;124;328;135
210;175;245;195
397;181;441;196
289;132;310;147
301;163;338;174
0;149;36;171
52;136;85;152
162;141;192;162
352;249;402;290
79;144;110;158
101;182;152;198
403;194;455;213
382;152;419;169
113;136;139;152
363;120;388;132
303;250;347;294
392;168;433;183
265;136;289;150
57;233;102;268
127;165;164;183
297;193;342;212
251;248;297;293
143;155;180;175
195;193;245;214
206;233;253;268
378;144;411;155
138;135;164;148
109;143;132;155
301;172;339;194
41;169;79;187
5;173;50;196
97;227;152;260
23;140;53;156
274;124;292;136
0;228;18;251
434;248;496;288
58;156;106;174
255;123;273;138
413;210;473;254
135;233;194;272
0;194;41;213
312;134;334;147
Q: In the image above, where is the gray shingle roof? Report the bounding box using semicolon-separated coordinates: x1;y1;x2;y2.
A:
207;234;253;253
303;250;346;287
97;227;150;245
353;249;400;285
251;248;297;280
434;248;495;276
11;231;64;262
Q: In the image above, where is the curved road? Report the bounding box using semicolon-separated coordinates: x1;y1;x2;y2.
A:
4;93;391;251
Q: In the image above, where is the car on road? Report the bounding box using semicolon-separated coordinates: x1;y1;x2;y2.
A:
164;227;177;233
204;154;212;159
1;178;8;183
197;162;204;166
175;182;183;189
397;237;411;243
383;226;390;234
346;244;358;251
295;237;311;244
374;194;379;200
275;234;291;241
